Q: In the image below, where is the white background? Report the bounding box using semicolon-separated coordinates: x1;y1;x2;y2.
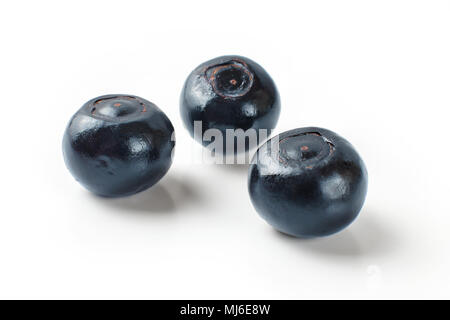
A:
0;0;449;299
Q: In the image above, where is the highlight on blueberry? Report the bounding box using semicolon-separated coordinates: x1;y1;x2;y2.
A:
248;127;368;237
180;55;280;156
62;94;175;197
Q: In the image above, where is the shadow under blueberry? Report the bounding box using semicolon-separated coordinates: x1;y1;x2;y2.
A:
88;175;203;214
204;148;255;171
218;163;249;174
273;209;398;258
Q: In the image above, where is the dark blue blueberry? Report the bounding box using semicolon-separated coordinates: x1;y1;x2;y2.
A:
248;127;368;237
180;55;280;154
63;94;175;197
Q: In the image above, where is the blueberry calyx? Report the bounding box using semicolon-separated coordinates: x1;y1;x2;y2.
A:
278;132;335;170
89;95;147;120
205;59;254;99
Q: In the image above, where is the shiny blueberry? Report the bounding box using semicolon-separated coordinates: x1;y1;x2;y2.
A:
63;94;175;197
248;127;368;237
180;55;280;154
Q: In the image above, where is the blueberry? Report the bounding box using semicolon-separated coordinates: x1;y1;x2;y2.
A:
180;55;280;154
63;94;175;197
248;127;368;237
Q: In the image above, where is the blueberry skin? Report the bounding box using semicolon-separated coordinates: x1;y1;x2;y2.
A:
63;94;175;197
248;127;368;237
180;55;280;154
